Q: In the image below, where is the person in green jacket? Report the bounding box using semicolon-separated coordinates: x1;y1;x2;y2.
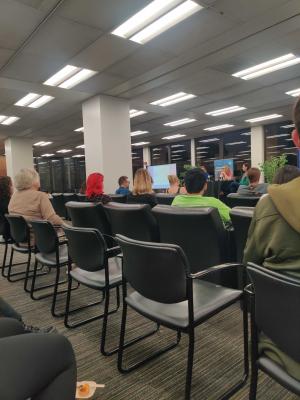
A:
171;168;231;224
239;162;250;186
244;171;300;381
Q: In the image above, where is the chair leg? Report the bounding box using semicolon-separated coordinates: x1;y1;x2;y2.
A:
23;251;32;292
6;247;14;281
185;327;195;400
117;301;181;372
1;242;8;274
249;365;258;400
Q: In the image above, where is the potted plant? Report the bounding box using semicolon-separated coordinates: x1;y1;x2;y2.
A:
259;154;287;184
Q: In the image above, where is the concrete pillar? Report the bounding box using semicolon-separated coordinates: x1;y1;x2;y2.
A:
143;146;151;167
190;138;196;166
251;125;265;182
5;138;33;179
82;95;132;194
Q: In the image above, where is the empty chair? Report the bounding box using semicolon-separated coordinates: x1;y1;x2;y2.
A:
156;194;176;205
152;205;236;287
225;194;260;208
246;263;300;398
51;194;67;219
108;194;127;203
63;225;122;356
104;202;159;242
116;235;248;399
76;193;87;202
63;193;77;203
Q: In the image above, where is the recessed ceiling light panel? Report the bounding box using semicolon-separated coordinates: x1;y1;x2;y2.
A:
151;92;196;107
245;114;282;123
164;118;196;126
162;134;186;140
204;124;234;131
205;105;246;116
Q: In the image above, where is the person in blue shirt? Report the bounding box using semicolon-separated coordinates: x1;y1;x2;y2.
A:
115;175;131;195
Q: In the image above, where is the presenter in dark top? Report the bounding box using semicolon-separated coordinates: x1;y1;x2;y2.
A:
85;172;111;204
115;176;130;195
127;168;157;208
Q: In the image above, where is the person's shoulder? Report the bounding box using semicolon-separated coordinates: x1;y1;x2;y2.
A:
254;194;278;219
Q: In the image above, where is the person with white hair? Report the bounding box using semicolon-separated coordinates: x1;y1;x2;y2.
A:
8;168;63;225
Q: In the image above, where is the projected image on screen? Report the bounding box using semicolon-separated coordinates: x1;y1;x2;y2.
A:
147;164;177;190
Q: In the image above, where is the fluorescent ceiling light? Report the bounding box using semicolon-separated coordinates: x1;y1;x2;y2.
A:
196;146;209;149
74;127;84;132
226;141;247;146
285;88;300;97
199;137;220;143
240;132;251;136
172;149;186;153
132;142;150;146
232;54;300;80
15;93;40;107
1;116;20;125
57;149;72;153
162;134;186;140
266;134;289;139
197;151;208;154
164;118;196;126
205;105;246;116
245;114;282;123
240;150;251;153
281;124;295;128
44;65;97;89
130;130;149;137
76;145;85;149
130;109;147;118
171;144;184;148
0;116;8;123
283;146;297;150
28;95;54;108
285;138;293;141
267;145;285;149
34;141;52;147
130;1;203;44
151;92;196;107
72;154;85;158
204;124;234;131
284;152;297;155
41;153;54;157
132;156;141;160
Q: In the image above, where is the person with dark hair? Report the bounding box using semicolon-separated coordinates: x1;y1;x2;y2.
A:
171;168;231;224
237;167;268;195
273;164;300;184
115;175;130;195
85;172;111;204
0;176;13;240
239;162;250;186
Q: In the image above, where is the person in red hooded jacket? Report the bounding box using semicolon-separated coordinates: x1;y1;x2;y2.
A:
85;172;111;204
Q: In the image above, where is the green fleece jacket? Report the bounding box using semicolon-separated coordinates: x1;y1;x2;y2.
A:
244;177;300;380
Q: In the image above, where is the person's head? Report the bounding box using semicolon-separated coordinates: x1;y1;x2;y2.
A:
133;168;153;195
242;162;249;172
118;175;130;188
86;172;104;198
293;97;300;135
14;168;40;191
0;176;12;201
273;165;300;184
168;174;179;187
247;167;261;184
184;168;207;194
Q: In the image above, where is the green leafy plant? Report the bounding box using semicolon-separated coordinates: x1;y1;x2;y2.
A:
259;154;287;184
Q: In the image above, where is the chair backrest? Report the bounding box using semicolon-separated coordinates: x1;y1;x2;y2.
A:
63;225;106;272
30;220;57;254
156;194;176;205
247;263;300;364
51;194;66;218
66;201;113;247
152;205;227;273
0;215;10;240
5;214;29;244
104;202;159;242
117;234;188;304
76;193;87;202
226;194;260;208
108;194;127;203
63;193;77;203
230;207;254;263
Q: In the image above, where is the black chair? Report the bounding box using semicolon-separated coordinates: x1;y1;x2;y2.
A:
30;220;75;317
108;194;127;203
155;193;176;205
76;193;87;202
230;207;254;263
0;216;12;275
246;263;300;398
63;225;122;356
225;194;260;208
66;201;117;251
104;203;159;242
152;205;236;287
116;235;248;399
51;194;66;219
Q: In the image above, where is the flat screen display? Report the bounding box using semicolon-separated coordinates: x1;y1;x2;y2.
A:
214;159;234;181
147;164;177;189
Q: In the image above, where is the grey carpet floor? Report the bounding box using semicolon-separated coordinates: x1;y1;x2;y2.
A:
0;251;298;400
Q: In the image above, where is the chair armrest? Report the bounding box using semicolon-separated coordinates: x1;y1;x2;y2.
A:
58;239;68;246
189;263;242;279
106;246;121;257
244;283;254;296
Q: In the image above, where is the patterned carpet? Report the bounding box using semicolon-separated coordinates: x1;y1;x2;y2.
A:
0;250;297;400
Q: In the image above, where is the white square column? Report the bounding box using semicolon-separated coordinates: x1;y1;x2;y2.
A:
251;125;265;181
5;138;33;179
82;95;132;193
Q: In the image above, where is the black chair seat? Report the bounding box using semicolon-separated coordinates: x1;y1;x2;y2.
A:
35;244;68;267
258;356;300;395
126;280;242;330
12;243;31;254
70;257;122;289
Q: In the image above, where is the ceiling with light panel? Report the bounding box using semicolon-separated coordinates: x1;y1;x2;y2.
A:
0;0;299;158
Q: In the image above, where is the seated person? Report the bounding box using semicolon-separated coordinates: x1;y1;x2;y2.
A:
85;172;111;204
127;168;157;208
237;167;268;196
272;164;300;184
167;174;185;195
172;168;231;224
115;175;130;195
239;162;250;186
8;168;64;225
